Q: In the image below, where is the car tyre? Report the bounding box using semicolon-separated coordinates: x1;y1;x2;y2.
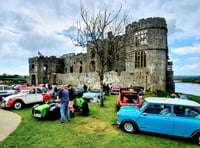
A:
13;101;23;110
192;133;200;145
82;102;89;116
116;105;120;111
123;121;137;133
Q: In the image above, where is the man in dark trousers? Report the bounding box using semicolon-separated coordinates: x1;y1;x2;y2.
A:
59;85;70;124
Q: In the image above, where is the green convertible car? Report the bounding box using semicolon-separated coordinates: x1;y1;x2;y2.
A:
32;98;89;120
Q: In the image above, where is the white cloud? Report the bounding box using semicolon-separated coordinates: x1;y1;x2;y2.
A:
187;57;200;62
0;0;200;76
171;44;200;55
171;58;180;63
174;64;200;75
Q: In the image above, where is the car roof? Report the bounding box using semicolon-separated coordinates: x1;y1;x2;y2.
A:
145;97;200;107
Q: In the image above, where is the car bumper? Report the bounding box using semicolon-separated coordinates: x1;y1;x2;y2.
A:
0;102;9;108
33;113;42;118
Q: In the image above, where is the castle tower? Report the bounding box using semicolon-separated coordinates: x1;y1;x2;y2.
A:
125;17;174;92
29;56;64;85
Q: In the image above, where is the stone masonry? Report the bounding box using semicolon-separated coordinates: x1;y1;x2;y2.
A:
28;17;175;92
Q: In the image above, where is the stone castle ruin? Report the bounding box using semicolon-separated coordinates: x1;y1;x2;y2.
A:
29;17;175;92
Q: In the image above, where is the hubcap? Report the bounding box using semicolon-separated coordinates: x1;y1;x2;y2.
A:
14;102;22;109
124;122;134;132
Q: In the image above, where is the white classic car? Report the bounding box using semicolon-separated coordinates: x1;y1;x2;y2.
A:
1;87;52;109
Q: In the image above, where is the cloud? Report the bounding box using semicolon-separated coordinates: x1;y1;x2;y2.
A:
171;43;200;55
174;63;200;75
187;57;200;62
0;0;200;76
171;58;180;63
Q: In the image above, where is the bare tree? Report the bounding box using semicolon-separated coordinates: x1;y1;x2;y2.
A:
71;4;129;107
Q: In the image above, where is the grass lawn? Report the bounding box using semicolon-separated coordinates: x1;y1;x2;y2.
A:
0;94;199;148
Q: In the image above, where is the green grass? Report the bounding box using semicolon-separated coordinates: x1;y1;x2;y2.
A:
0;94;199;148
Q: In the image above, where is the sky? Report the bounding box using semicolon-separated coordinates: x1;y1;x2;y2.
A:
0;0;200;76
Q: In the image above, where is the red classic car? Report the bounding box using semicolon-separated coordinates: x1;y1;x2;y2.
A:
111;85;121;95
116;88;142;111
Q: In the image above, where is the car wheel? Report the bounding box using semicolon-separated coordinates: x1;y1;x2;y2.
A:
116;105;120;111
82;102;89;116
192;133;200;145
123;122;137;133
13;101;23;110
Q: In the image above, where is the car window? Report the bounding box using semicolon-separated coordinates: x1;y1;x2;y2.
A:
30;89;36;94
0;86;2;90
144;104;171;116
112;86;120;89
138;101;147;111
121;93;138;103
174;105;200;118
36;88;43;94
42;88;47;93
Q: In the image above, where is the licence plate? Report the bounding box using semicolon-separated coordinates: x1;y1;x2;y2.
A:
34;113;41;118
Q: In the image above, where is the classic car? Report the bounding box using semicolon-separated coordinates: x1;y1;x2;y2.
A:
116;88;142;111
1;87;52;109
73;85;85;98
82;89;105;103
32;97;89;120
111;85;121;95
0;85;19;101
117;97;200;145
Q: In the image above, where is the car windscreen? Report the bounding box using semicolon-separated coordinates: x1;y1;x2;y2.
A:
112;86;120;89
138;101;147;111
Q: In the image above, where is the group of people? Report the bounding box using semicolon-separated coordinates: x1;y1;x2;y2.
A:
171;93;188;100
53;84;74;124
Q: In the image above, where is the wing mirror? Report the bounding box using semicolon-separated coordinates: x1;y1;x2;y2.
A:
142;112;147;116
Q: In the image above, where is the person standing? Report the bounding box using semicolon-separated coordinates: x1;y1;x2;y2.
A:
66;84;75;116
53;85;58;100
59;85;70;124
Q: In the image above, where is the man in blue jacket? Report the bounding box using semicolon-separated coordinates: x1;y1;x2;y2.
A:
59;85;70;124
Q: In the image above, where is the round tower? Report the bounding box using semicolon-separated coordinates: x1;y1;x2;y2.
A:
125;17;168;92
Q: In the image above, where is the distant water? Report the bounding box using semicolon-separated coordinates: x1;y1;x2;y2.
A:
175;82;200;96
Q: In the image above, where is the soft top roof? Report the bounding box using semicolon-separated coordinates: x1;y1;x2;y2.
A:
145;97;200;107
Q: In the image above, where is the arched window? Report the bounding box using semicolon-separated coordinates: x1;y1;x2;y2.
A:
80;66;82;73
32;64;35;70
43;64;47;71
31;75;36;85
70;66;73;73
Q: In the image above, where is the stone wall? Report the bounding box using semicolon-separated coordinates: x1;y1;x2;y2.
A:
55;70;164;92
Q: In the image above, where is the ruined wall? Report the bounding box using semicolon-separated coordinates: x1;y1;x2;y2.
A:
55;71;160;92
29;56;63;85
28;17;174;92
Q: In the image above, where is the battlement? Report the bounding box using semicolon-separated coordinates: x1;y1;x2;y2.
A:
29;56;62;64
126;17;167;33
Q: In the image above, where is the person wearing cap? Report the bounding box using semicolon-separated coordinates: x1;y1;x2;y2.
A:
59;85;70;124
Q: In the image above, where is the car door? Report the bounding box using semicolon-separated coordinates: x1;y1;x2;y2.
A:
173;105;200;137
35;88;44;102
137;104;174;135
25;88;37;104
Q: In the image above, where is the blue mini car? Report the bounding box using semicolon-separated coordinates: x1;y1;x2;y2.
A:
117;97;200;145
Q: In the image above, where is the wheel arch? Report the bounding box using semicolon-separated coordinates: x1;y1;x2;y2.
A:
12;99;25;109
190;129;200;138
120;119;139;131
